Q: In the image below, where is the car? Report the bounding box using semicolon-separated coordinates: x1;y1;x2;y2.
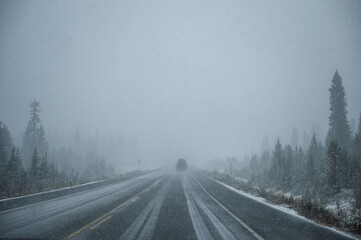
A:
176;158;187;171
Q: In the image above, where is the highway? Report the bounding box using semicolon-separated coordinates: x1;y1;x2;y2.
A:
0;169;355;240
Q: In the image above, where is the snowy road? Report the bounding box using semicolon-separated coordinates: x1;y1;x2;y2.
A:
0;169;355;240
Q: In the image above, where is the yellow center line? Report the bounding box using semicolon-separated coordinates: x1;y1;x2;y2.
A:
193;176;264;240
90;215;112;230
66;176;166;239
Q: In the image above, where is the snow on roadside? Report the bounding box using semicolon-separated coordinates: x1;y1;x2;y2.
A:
0;179;103;202
234;177;248;183
1;171;149;202
208;176;358;240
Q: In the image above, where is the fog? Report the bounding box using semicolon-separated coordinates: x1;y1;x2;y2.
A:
1;0;361;170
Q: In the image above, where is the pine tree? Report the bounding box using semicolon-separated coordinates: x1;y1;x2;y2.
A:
49;162;58;184
353;114;361;207
283;145;293;190
30;148;39;180
21;100;48;168
6;147;24;196
0;122;13;197
260;150;270;170
306;135;318;188
0;121;13;164
352;155;361;208
327;141;340;192
327;140;348;192
249;154;259;176
293;146;300;188
350;118;357;136
270;139;283;187
39;153;49;180
7;147;22;179
295;146;304;183
326;71;352;150
316;141;327;179
353;113;361;157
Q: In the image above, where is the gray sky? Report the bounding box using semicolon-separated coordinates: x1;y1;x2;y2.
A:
1;0;361;165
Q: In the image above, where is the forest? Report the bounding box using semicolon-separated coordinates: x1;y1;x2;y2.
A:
207;71;361;233
0;100;133;198
247;71;361;207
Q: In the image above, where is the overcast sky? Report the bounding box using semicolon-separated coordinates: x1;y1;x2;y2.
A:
1;0;360;165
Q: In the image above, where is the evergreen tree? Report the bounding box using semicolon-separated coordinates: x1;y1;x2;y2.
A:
326;71;352;150
351;155;361;208
283;145;293;190
49;162;59;184
350;117;357;136
270;139;283;187
7;147;23;180
306;135;318;188
293;146;302;189
316;141;327;179
0;122;13;165
6;147;23;196
327;140;348;192
21;100;48;169
30;148;39;180
295;146;305;181
0;122;13;197
353;113;361;157
39;153;49;180
249;154;259;176
352;114;361;207
260;150;270;170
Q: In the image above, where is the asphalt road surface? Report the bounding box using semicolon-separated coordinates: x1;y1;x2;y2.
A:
0;169;355;240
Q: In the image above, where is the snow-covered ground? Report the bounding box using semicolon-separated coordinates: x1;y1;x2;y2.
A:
208;176;358;240
0;179;103;202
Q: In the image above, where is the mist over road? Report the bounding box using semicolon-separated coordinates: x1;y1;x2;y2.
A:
0;169;354;240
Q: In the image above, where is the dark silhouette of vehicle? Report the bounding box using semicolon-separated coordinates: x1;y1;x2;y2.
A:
176;158;187;171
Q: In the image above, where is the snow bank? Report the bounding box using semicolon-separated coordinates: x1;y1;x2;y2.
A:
208;176;357;240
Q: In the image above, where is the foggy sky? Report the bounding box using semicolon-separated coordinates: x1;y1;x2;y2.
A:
1;0;361;166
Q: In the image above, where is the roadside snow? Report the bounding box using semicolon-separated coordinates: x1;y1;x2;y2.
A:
0;179;103;202
208;176;357;240
234;177;248;183
213;178;301;217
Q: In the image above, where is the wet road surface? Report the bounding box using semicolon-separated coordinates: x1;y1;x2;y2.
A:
0;169;355;239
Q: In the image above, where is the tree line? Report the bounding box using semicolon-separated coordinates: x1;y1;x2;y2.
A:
246;71;361;207
0;100;115;199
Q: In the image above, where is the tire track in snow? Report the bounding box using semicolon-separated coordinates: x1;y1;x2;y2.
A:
183;176;214;240
183;175;237;240
119;177;170;240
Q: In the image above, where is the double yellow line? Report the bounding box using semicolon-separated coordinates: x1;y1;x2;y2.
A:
193;177;264;240
66;177;164;239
